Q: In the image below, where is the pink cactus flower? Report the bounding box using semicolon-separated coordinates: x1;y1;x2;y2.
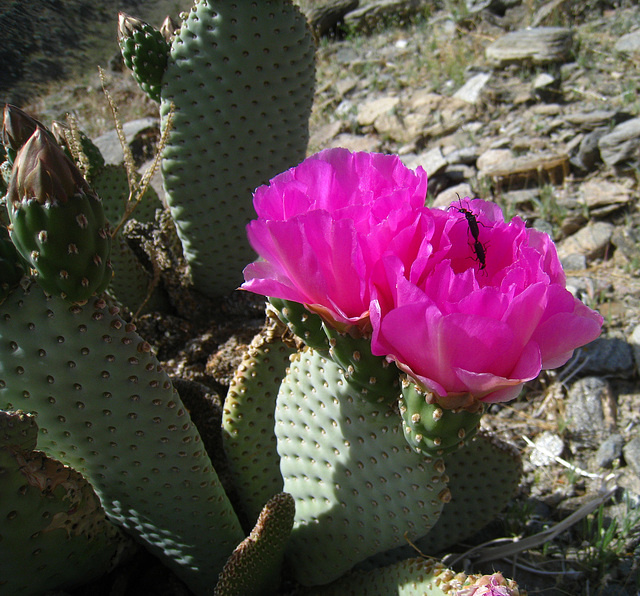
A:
455;573;520;596
242;148;429;330
370;198;603;406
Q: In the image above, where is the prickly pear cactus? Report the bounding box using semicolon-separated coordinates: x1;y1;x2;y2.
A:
276;348;450;586
158;0;316;296
223;320;296;526
214;492;295;596
399;382;484;456
6;129;113;303
118;13;170;103
0;410;132;596
0;280;244;594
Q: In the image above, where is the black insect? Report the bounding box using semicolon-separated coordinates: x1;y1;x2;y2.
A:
471;239;487;271
449;196;484;242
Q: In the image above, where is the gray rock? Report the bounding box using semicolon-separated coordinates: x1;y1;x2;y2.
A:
465;0;520;13
627;324;640;376
565;377;610;437
560;253;587;271
594;434;624;469
453;73;491;104
530;431;565;466
578;178;632;216
305;0;360;36
557;221;614;262
571;128;606;171
92;117;159;166
564;110;620;131
578;338;635;378
486;27;574;67
401;147;447;177
614;29;640;54
598;117;640;167
343;0;422;31
623;435;640;478
444;146;479;165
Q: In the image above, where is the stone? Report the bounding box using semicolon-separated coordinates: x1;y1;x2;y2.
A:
579;338;635;378
628;324;640;377
571;129;606;171
356;95;400;127
529;431;564;467
598;117;640;167
559;253;587;271
92;117;160;166
623;435;640;479
432;183;474;209
476;148;514;172
557;221;614;262
565;377;610;437
343;0;423;32
594;434;624;469
478;152;570;188
578;178;632;216
614;29;640;54
325;133;382;153
564;110;620;131
304;0;360;36
401;147;447;177
453;72;491;104
485;27;574;67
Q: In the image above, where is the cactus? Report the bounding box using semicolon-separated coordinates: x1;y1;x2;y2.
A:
275;347;450;586
0;281;245;594
214;491;295;596
120;0;316;297
223;319;296;526
0;410;133;595
117;13;170;104
399;381;484;456
5;128;113;303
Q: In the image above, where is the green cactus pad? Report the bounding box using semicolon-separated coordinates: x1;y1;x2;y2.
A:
0;281;244;595
363;432;522;569
325;326;401;407
214;492;295;596
399;382;483;456
276;349;450;586
268;297;329;352
118;13;170;103
0;411;131;596
223;323;296;526
160;0;315;296
91;163;162;227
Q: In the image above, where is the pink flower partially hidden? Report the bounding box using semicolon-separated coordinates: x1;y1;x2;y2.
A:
242;148;428;330
370;198;603;405
455;573;520;596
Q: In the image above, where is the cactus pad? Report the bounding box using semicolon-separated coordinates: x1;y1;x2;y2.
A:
118;13;170;103
160;0;316;296
214;492;295;596
0;281;244;594
0;410;131;595
223;322;296;525
276;349;450;586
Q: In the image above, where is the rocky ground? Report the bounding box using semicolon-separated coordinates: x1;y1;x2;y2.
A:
7;0;640;594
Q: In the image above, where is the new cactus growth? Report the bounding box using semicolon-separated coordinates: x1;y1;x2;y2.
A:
118;13;170;103
399;381;484;456
6;128;113;303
